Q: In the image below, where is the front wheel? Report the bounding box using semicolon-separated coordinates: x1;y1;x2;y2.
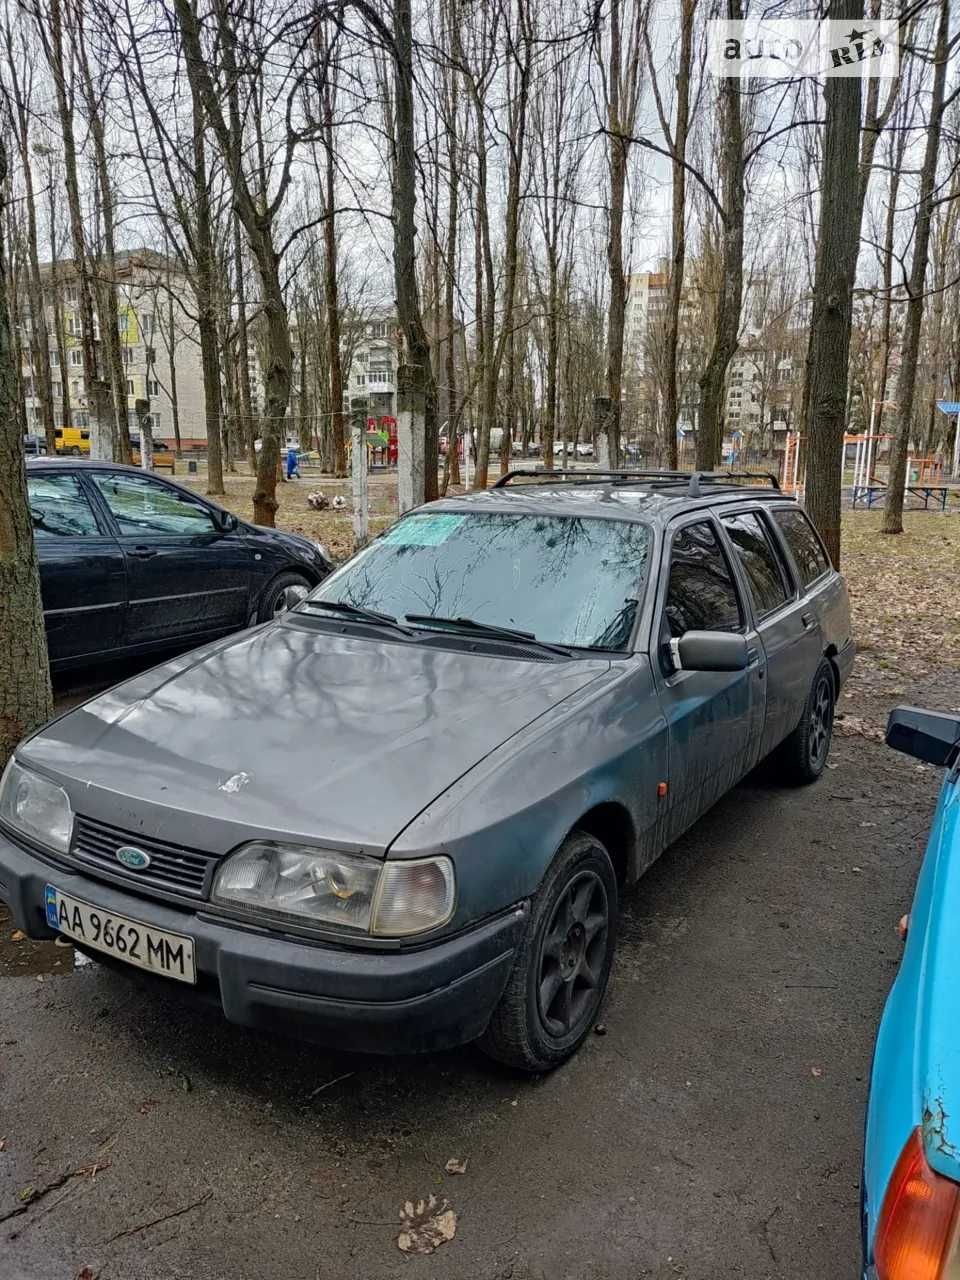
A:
257;571;312;622
778;658;836;784
479;832;618;1073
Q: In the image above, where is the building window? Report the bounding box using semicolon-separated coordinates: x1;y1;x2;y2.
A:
23;378;34;398
69;349;82;367
122;347;135;365
368;321;387;338
64;287;79;305
126;379;135;396
148;379;160;397
51;381;61;398
140;313;153;336
49;351;59;367
355;373;366;386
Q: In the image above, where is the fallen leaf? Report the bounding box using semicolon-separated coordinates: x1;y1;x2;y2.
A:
397;1195;457;1254
10;930;25;942
74;1268;97;1280
138;1098;160;1116
0;1137;6;1152
444;1158;468;1175
811;1067;823;1079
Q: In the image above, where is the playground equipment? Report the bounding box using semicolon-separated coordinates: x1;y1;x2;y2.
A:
781;431;803;495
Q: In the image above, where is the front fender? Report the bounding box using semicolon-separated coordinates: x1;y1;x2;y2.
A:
387;657;669;929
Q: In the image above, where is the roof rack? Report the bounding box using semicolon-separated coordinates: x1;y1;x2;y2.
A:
492;468;782;497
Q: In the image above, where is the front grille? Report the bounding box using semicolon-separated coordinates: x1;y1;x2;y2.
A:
71;816;218;900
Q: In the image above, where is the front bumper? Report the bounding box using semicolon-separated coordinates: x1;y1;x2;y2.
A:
0;829;526;1054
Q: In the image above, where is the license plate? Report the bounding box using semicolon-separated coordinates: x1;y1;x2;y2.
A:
44;885;196;984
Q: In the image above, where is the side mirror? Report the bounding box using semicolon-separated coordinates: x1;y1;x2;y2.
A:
215;510;239;533
886;706;960;767
673;630;749;673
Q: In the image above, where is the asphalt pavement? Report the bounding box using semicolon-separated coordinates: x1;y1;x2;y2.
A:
0;669;937;1280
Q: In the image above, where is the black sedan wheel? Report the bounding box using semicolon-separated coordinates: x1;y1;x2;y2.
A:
479;832;617;1072
779;657;836;784
257;572;312;623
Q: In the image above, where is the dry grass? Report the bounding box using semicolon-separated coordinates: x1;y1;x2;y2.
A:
841;510;960;687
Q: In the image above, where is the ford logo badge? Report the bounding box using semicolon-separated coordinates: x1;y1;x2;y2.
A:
116;845;151;871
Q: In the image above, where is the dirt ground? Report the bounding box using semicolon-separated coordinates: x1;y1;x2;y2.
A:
2;502;960;1279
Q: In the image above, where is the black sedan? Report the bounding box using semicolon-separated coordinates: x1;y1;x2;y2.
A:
26;459;333;670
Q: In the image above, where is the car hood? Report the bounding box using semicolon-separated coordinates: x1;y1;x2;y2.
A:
21;621;609;856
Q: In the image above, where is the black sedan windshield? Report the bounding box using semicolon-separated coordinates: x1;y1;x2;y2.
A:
308;511;651;650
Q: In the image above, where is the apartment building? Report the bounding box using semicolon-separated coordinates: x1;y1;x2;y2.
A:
342;309;399;420
20;248;205;447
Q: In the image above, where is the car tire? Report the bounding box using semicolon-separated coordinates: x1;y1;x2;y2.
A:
479;831;618;1073
70;446;81;456
257;571;313;622
778;657;836;784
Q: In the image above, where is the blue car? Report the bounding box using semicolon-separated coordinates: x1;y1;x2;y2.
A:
863;706;960;1279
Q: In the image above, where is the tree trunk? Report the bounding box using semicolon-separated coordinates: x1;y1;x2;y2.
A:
233;216;256;471
322;79;347;478
0;137;52;766
6;47;56;454
42;0;111;459
75;18;132;464
661;0;694;469
696;55;744;471
883;0;951;535
190;97;224;494
443;6;461;490
47;190;71;432
391;0;438;499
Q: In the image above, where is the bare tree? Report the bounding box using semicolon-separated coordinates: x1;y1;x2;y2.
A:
884;0;956;534
801;0;864;565
596;0;646;468
695;0;743;471
0;128;51;765
645;0;698;468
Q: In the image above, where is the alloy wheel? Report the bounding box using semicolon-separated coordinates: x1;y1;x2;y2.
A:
537;870;610;1039
809;672;834;768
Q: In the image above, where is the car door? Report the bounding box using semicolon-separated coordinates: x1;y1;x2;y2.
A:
28;469;126;664
719;507;822;757
87;470;252;646
651;516;766;843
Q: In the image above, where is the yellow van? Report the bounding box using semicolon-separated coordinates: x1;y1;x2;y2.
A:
54;426;90;456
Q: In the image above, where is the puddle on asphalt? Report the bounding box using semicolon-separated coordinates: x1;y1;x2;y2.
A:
0;903;83;978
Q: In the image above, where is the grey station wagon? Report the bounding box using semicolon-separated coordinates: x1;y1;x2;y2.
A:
0;470;853;1071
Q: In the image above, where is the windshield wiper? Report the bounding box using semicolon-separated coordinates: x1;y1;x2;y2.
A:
297;599;413;635
404;614;572;657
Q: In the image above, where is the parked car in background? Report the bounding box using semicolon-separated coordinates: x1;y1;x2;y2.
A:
1;469;852;1072
26;458;333;670
862;706;960;1279
23;433;47;457
129;434;176;472
54;426;90;456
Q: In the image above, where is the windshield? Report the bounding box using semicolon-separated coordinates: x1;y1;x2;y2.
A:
307;510;651;650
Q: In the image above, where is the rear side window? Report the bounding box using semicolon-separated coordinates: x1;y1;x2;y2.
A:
773;509;831;586
28;473;101;538
722;511;790;616
664;521;742;638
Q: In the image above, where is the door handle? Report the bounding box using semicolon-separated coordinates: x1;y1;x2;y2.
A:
129;546;157;559
801;612;815;630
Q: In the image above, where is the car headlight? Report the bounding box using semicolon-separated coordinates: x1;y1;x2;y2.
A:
314;541;331;563
212;843;455;937
0;758;73;854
